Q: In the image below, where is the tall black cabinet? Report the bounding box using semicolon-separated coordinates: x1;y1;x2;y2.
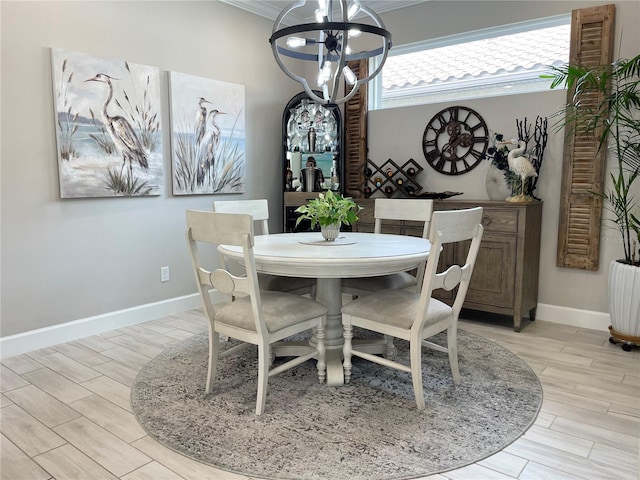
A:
282;92;343;232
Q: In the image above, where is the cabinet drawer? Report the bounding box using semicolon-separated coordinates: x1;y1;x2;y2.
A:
480;209;518;234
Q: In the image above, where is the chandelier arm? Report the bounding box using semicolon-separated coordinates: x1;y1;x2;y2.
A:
330;12;349;104
270;22;390;45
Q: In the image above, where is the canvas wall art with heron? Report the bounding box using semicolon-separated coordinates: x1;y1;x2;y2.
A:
168;71;246;195
51;48;163;198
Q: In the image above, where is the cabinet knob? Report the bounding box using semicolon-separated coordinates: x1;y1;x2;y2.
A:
482;215;492;227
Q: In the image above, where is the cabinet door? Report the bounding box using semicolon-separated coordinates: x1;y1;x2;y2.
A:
462;234;516;308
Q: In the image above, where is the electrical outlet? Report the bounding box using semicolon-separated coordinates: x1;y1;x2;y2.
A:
160;266;170;282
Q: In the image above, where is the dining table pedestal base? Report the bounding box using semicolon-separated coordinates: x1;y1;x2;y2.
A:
272;277;387;386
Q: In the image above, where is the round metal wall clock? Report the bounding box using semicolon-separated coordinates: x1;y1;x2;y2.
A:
422;106;489;175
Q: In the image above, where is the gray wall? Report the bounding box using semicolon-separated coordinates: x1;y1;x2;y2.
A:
2;1;638;338
1;1;299;336
369;1;640;316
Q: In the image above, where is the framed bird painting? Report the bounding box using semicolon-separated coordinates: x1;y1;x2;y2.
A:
168;71;246;195
50;48;163;198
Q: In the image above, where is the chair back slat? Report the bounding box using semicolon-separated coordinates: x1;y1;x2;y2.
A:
211;268;250;296
374;198;433;238
187;210;254;246
429;207;483;244
213;199;270;235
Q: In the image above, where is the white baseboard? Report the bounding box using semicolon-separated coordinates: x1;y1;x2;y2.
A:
535;303;610;331
0;292;223;360
1;296;610;360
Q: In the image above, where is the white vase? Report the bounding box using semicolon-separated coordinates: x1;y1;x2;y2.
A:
485;164;511;201
608;260;640;340
321;223;340;241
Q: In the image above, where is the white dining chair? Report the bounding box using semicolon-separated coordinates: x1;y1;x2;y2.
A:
341;207;483;410
342;198;434;296
213;199;315;295
186;210;327;415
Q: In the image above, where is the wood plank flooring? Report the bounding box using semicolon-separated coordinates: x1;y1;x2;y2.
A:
2;310;638;480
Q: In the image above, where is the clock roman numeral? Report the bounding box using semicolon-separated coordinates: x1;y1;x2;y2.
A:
448;107;458;122
434;156;447;171
468;148;485;161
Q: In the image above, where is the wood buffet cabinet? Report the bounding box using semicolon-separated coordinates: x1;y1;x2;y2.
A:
353;199;543;332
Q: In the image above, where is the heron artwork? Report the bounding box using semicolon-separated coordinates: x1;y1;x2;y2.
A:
85;73;149;178
194;97;212;145
506;139;537;203
195;104;225;186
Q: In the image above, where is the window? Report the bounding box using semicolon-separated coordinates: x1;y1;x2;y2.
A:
369;15;570;110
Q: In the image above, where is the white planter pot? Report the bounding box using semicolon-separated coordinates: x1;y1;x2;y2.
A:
608;260;640;342
321;223;340;241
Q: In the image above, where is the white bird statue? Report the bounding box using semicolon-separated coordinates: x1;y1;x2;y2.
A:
506;139;537;202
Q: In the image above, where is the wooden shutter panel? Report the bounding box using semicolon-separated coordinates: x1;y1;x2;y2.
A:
344;59;368;199
556;4;615;270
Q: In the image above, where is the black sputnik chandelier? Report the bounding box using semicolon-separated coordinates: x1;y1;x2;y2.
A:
269;0;392;106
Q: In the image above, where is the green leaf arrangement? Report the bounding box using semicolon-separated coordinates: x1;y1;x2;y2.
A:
295;190;362;229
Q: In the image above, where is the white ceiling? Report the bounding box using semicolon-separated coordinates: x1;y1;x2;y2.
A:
220;1;427;24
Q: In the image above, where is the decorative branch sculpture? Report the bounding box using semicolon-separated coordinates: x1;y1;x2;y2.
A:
516;116;548;200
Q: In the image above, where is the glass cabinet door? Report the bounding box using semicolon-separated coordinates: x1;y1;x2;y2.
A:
282;91;342;193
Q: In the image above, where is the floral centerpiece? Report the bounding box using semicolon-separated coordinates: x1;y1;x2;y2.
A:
295;190;362;241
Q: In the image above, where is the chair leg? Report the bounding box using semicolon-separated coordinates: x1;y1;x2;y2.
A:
269;348;275;368
383;335;397;360
343;320;353;384
256;343;270;415
410;340;426;410
205;331;220;394
447;325;461;385
316;317;326;384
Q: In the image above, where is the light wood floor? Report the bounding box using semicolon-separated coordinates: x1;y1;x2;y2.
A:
1;309;638;480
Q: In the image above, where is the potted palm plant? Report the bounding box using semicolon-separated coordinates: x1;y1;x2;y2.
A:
295;190;362;241
548;53;640;350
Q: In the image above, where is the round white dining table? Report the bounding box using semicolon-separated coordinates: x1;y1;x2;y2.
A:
218;231;431;385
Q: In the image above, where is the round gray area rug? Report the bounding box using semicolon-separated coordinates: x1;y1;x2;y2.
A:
131;330;542;480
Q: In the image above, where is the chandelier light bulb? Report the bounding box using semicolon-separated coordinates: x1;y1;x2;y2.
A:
348;28;361;38
322;61;332;81
343;65;357;85
347;0;361;20
317;0;327;14
286;37;307;48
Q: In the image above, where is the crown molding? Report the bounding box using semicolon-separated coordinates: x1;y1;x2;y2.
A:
220;1;289;22
220;1;428;23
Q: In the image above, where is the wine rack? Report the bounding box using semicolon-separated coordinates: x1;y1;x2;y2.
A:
362;158;424;198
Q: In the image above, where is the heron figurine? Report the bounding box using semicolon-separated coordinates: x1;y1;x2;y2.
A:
197;109;226;186
506;139;537;203
194;97;212;145
85;74;149;177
